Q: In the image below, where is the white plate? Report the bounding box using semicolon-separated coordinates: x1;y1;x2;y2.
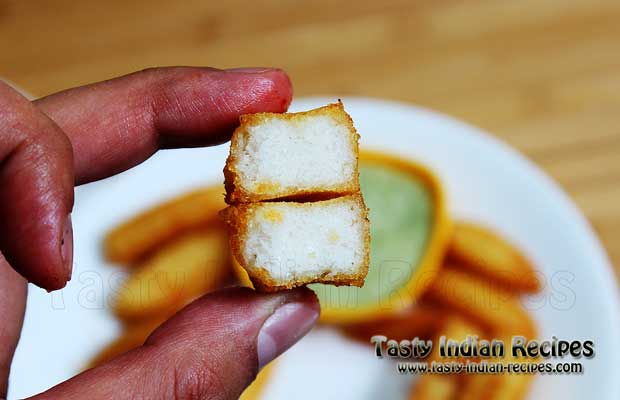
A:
9;97;620;399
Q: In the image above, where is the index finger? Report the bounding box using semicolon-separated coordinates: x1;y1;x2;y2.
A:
35;67;293;184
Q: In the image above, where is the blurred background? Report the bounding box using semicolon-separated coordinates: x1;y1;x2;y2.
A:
3;2;620;399
0;0;618;268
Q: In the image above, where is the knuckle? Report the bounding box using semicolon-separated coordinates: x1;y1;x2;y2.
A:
165;354;230;400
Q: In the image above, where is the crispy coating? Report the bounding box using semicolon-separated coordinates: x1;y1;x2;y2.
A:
221;194;370;292
447;222;540;293
224;101;360;204
104;186;226;264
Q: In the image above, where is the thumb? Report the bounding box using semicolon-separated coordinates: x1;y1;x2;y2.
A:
30;287;319;400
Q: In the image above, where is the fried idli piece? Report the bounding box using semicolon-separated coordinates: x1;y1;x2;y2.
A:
224;101;360;203
221;194;370;291
408;316;482;400
343;305;448;343
459;372;534;400
104;186;226;264
447;222;540;293
422;268;536;338
458;334;537;400
409;375;459;400
113;228;230;321
427;314;485;364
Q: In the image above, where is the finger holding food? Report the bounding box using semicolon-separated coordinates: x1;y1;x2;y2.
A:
87;317;166;369
239;362;276;400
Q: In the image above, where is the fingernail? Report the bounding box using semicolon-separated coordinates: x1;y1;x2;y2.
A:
61;214;73;279
226;67;277;74
257;301;319;369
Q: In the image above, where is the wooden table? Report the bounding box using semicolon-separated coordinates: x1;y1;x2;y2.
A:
1;0;618;269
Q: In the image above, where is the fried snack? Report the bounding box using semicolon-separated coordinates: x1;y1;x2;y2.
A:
447;222;540;293
104;186;225;264
458;334;536;400
409;375;459;400
427;314;484;364
460;372;533;400
224;101;360;203
87;317;165;369
221;194;370;291
408;316;481;399
113;228;230;320
422;268;536;337
343;305;448;343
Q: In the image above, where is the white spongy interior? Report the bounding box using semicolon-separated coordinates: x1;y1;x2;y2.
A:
242;198;365;282
235;115;355;192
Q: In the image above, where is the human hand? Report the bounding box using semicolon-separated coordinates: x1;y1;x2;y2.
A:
0;67;320;399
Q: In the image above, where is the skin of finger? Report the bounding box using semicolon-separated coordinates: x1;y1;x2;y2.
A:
0;82;74;290
35;67;293;184
0;255;27;398
30;287;319;400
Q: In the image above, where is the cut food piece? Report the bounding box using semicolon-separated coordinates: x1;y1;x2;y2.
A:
221;194;370;291
224;101;360;203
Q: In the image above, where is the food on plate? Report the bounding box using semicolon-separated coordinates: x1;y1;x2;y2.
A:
426;314;484;363
457;335;536;400
409;375;459;400
221;194;370;291
447;222;540;293
104;186;226;264
422;267;536;337
310;152;450;323
113;227;230;320
224;101;360;203
343;305;447;343
97;144;542;399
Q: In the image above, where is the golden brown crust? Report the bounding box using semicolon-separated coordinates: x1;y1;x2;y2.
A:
224;101;360;204
104;186;226;264
446;222;540;293
220;194;370;292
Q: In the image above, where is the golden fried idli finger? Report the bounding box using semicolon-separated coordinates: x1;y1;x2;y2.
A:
113;228;230;320
342;305;447;344
409;375;459;400
447;222;540;293
457;335;536;400
104;186;225;264
422;269;536;338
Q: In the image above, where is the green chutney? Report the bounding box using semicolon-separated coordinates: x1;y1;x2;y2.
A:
311;162;434;310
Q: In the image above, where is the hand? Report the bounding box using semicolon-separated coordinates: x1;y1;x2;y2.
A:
0;67;320;399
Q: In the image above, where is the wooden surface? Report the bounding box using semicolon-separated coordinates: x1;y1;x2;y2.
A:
1;0;619;269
